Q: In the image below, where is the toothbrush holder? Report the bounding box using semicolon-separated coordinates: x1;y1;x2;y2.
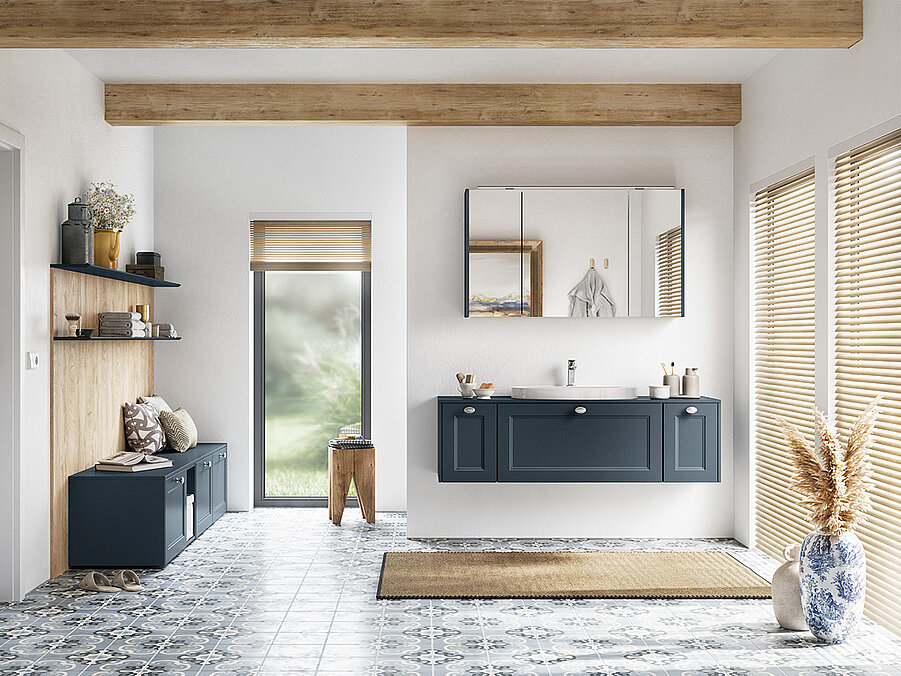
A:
458;383;476;398
663;374;680;398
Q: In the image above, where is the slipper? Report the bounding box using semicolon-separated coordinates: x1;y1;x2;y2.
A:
112;570;144;592
78;571;119;593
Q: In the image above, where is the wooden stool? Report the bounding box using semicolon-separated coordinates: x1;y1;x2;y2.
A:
328;445;375;525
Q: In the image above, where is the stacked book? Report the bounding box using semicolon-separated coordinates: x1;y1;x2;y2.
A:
99;311;146;338
328;437;375;450
95;451;173;472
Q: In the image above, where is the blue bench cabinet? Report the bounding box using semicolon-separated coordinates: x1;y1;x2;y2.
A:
69;442;228;568
437;397;720;483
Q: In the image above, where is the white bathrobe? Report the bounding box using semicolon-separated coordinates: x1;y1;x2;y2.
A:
567;267;616;317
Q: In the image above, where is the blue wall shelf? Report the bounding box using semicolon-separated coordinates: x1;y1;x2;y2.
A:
50;263;180;288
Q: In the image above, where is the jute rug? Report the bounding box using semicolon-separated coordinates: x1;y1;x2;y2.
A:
377;551;771;599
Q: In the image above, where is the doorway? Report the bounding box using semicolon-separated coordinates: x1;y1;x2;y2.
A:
254;270;371;506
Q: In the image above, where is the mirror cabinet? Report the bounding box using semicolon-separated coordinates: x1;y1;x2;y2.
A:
465;187;684;318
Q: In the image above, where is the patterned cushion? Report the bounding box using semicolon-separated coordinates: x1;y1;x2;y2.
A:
123;402;165;454
159;408;198;452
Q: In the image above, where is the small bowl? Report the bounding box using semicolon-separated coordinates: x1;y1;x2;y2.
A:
648;385;670;399
76;328;95;339
473;388;496;399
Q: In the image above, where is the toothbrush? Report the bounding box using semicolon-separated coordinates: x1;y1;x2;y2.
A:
671;362;675;376
660;362;669;375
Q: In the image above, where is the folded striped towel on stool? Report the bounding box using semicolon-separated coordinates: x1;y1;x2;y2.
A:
328;437;374;450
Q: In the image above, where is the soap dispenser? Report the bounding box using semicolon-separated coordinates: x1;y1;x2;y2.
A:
682;368;700;398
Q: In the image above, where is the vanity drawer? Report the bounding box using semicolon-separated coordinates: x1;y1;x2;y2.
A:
497;403;662;482
439;401;497;482
663;402;720;482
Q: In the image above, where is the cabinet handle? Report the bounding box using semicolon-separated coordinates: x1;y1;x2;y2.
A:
463;406;476;414
574;406;587;414
174;476;185;484
219;452;227;458
203;461;212;467
685;406;698;415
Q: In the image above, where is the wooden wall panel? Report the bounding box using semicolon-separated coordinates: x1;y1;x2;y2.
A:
105;83;743;127
0;1;863;48
50;269;154;578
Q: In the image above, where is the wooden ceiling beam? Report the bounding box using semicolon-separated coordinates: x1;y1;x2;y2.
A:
1;1;862;49
104;83;742;127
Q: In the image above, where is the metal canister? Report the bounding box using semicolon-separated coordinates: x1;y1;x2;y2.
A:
60;197;94;265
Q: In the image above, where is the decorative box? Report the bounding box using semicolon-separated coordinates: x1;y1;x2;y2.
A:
126;264;166;281
136;251;162;266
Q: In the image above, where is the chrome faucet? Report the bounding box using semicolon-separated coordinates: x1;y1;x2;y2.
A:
567;359;577;387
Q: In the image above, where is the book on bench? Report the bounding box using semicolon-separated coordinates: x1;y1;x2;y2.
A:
95;451;173;472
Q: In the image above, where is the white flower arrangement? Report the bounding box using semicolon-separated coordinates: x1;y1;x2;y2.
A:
82;181;136;231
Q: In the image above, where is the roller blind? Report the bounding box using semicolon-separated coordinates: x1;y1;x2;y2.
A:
752;168;817;562
655;225;682;317
834;128;901;636
250;219;372;271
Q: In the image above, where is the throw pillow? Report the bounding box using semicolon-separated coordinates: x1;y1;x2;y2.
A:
123;402;165;454
138;394;172;415
159;408;198;452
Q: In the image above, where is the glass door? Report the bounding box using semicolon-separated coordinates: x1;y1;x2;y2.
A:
254;271;370;505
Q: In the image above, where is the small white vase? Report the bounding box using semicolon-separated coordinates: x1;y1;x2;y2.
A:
772;544;807;631
800;530;867;643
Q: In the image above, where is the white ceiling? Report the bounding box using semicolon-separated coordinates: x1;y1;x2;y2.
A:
66;48;783;84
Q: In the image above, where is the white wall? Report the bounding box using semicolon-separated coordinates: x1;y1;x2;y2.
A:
153;127;407;512
732;0;901;546
0;50;154;598
407;126;734;538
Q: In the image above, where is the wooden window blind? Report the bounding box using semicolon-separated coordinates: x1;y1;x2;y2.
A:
753;168;817;562
655;225;683;317
249;220;372;271
834;127;901;635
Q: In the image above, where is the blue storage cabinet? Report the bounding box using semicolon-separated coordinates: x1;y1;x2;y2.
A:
438;397;720;484
69;442;228;568
439;401;497;481
663;401;720;482
498;402;662;482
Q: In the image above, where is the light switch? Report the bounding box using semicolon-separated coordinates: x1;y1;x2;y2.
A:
27;352;39;370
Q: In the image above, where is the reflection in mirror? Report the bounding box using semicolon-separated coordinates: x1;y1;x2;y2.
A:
465;187;684;318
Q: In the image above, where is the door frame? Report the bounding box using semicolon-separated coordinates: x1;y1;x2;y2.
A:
0;122;23;600
253;269;371;507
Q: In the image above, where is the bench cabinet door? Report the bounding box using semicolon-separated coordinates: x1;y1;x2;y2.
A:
212;448;228;519
164;471;188;562
498;403;662;482
663;402;720;482
439;402;497;482
194;457;214;535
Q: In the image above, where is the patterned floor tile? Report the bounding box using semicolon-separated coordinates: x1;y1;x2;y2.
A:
1;509;900;675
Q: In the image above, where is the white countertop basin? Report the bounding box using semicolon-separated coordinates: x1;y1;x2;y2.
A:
511;385;638;400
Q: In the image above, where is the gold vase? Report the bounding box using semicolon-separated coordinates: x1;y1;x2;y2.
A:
93;229;121;270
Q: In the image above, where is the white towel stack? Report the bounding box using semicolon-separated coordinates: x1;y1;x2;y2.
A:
99;312;146;337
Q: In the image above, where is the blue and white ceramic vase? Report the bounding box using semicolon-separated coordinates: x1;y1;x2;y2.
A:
799;530;866;643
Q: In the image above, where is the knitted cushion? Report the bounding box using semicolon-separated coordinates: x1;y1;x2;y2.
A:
123;402;165;454
159;408;198;452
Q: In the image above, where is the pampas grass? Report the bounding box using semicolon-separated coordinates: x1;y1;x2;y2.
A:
778;400;878;536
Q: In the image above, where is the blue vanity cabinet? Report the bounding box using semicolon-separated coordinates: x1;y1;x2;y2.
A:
497;402;663;482
663;401;720;482
212;448;228;519
439;401;498;481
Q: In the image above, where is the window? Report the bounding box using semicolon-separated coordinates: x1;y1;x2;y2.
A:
252;219;371;505
752;168;817;560
834;128;901;634
655;225;683;317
